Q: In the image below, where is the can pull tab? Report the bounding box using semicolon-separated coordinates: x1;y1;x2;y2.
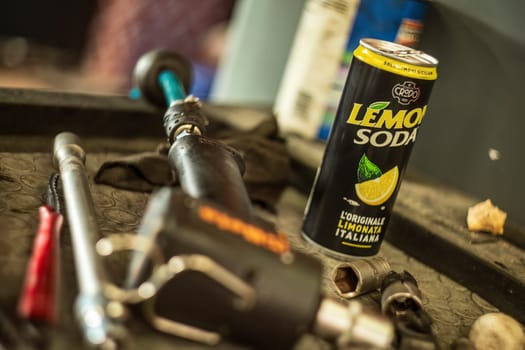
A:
95;234;257;346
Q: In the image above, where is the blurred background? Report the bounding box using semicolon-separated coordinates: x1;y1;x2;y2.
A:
0;0;523;230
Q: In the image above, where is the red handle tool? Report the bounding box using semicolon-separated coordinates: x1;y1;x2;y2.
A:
18;204;63;324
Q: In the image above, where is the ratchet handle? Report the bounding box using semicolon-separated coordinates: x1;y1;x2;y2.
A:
18;205;63;324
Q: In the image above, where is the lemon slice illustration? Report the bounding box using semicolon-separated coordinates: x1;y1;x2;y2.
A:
355;166;399;206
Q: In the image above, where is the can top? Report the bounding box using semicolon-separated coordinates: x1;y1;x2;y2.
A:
354;38;438;80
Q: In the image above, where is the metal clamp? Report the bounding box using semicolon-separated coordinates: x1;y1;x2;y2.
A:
96;234;164;304
96;234;257;346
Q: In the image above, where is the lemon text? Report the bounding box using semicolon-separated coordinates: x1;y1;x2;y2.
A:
346;103;427;147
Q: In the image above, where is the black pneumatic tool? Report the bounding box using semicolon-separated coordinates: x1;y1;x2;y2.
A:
102;187;394;350
133;50;253;220
94;50;396;349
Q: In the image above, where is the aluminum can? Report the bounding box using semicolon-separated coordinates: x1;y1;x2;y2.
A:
302;38;438;258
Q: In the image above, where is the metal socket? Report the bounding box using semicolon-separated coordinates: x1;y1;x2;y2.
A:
380;271;423;317
332;257;391;299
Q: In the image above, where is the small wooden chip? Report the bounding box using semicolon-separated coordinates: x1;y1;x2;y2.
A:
467;199;507;235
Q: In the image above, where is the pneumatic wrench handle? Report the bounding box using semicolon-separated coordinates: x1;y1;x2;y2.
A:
133;50;254;220
168;133;253;220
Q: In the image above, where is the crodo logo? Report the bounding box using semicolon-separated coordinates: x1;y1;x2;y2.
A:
392;81;420;105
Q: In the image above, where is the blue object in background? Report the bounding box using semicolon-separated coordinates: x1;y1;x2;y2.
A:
345;0;428;54
128;87;141;100
316;0;429;141
190;62;217;100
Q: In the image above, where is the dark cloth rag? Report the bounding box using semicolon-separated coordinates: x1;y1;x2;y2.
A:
95;117;292;211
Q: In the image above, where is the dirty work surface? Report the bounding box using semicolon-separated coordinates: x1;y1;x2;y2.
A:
388;180;525;324
0;151;503;349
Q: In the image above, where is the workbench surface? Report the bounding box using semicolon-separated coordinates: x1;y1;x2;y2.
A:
0;149;508;349
0;90;522;349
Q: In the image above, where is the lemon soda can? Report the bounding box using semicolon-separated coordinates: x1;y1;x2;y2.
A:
302;38;438;257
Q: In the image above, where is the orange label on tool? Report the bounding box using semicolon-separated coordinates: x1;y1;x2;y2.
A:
198;205;290;254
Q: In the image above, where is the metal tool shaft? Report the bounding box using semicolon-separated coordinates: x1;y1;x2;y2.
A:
53;132;118;349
